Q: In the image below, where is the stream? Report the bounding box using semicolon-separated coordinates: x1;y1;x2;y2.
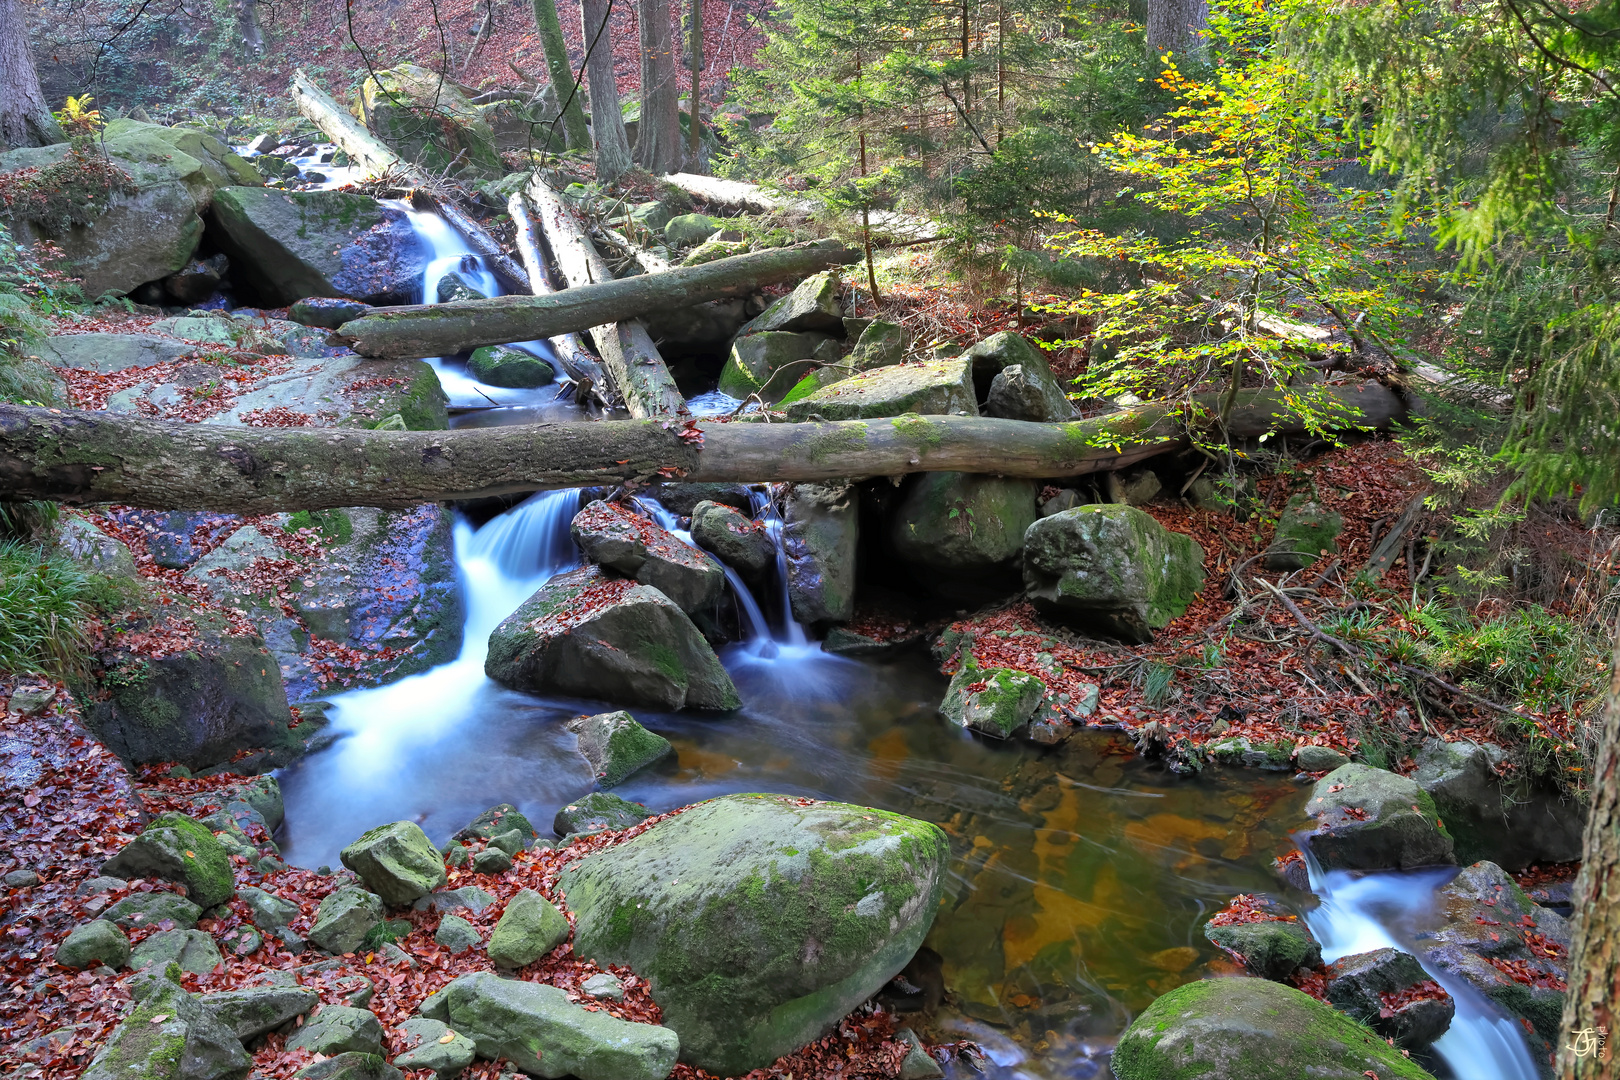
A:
271;205;1538;1080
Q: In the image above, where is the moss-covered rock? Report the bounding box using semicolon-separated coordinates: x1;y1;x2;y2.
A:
486;888;570;968
80;964;250;1080
393;1017;477;1079
467;344;555;388
286;1005;384;1056
1021;504;1205;643
689;501;774;585
103;813;235;909
783;357;976;421
717;330;837;400
569;710;673;787
56;919;131;969
1304;764;1455;871
435;914;482;953
890;472;1039;573
733;271;843;338
665;213;719;247
100;892;203;932
569;500;726;615
1206;736;1296;771
553;792;652;837
1264;496;1344;571
289;296;373;330
1112;977;1437;1080
453;805;534;844
1410;738;1585;870
939;666;1044;739
965;332;1074;421
340;821;447;906
308;886;385;954
680;238;748;266
1203;903;1321;980
130;929;224;975
358;64;503;178
294;1053;402;1080
783;482;858;626
199;985;319;1042
849;320;906;371
561;793;949;1075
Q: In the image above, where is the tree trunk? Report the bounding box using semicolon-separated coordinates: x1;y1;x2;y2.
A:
1145;0;1209;61
0;0;64;150
580;0;634;181
1558;644;1620;1077
637;0;682;174
0;382;1406;512
687;0;703;171
507;190;614;411
292;69;409;178
236;0;265;54
335;239;850;359
532;0;593;151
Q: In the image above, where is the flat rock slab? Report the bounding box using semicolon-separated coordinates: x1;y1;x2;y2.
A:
784;357;976;421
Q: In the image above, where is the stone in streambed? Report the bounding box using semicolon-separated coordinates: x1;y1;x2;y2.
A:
487;828;526;856
783;357;976;421
554;792;652;838
1411;737;1584;870
783;482;858;626
717;330;837;400
486;888;570;968
200;985;319;1041
415;885;498;915
1296;744;1350;772
130;929;223;975
1303;764;1454;871
484;565;739;711
289;296;373;330
689;501;774;585
286;1005;384;1056
561;793;949;1075
940;666;1044;739
434;914;482;954
56;920;131;969
1325;948;1454;1049
454;804;535;843
308;886;385;955
102;813;235;910
569;710;673;787
569;500;725;615
470;847;512;874
80;964;251;1080
393;1017;477;1079
889;472;1039;573
468;344;554;388
340;820;446;906
581;972;624;1001
1201;896;1321;980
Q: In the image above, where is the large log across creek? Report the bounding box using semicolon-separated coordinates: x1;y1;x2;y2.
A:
0;382;1405;513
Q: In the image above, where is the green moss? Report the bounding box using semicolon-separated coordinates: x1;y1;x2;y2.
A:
286;509;354;546
802;422;868;464
361;919;413;949
890;413;945;450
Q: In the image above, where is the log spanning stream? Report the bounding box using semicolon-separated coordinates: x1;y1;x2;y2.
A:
270;205;1537;1080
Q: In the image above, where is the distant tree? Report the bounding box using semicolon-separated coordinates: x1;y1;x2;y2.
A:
580;0;633;179
532;0;592;150
637;0;681;173
1146;0;1208;62
686;0;702;170
0;0;64;148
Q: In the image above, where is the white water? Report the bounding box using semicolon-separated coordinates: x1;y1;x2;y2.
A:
1303;857;1541;1080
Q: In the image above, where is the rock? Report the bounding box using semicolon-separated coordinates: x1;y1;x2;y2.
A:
783;358;976;421
34;332;200;372
783;482;858;626
963;332;1074;418
56;920;131;969
1021;505;1206;643
56;516;139;577
80;965;250;1080
486;888;570;968
6;685;56;716
100;892;203;932
1264;496;1344;571
680;238;748;266
717;330;836;400
358;64;503;177
1411;738;1585;870
468;344;555;388
642;482;754;516
939;666;1044;739
848;320;906;371
163;254;228;304
79;875;128;895
4;868;40;887
553;792;652;837
1296;744;1350;772
1202;898;1321;980
487;829;526;857
689;501;773;585
562;793;949;1075
414;885;498;915
239;776;285;830
484;566;740;711
200;985;319;1041
210;187;429;306
627;201;674;232
896;1029;943;1080
734;271;843;338
295;1053;402;1080
569;500;726;615
308;886;385;955
985;364;1075;422
1206;736;1295;771
435;914;482;953
102;813;235;909
665;213;719;246
580;972;624;1001
1304;764;1455;871
1103;468;1163;506
340;821;447;906
568;711;673;787
1110;977;1435;1080
454;806;535;844
131;929;224;975
289;297;373;329
1039;488;1084;517
889;473;1039;573
470;848;513;874
393;1017;477;1079
1324;948;1454;1049
286;1005;385;1056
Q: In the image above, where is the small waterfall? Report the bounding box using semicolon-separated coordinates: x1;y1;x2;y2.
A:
752;486;810;646
1302;855;1540;1080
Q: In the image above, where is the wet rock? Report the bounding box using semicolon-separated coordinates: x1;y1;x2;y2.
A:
1022;505;1205;643
897;1029;943;1080
1206;736;1295;771
1411;738;1585;870
562;793;949;1075
1295;744;1350;772
393;1017;477;1079
454;806;534;844
103;509;238;570
553;792;652;837
1264;496;1344;571
420;970;679;1080
435;914;482;954
487;888;570;968
56;920;131;969
4;869;40;887
889;473;1039;573
643;482;754;516
849;320;906;371
210;187;429;306
717;330;838;400
467;343;554;388
295;1053;402;1080
286;1005;384;1056
200;985;319;1041
665;213;719;247
940;666;1044;739
358;64;503;178
821;626;926;659
568;710;673;787
581;972;624;1001
1111;977;1434;1080
733;271;843;338
289;296;373;329
783;482;858;626
1324;948;1454;1049
783;358;976;421
81;964;250;1080
308;886;385;955
570;500;726;615
964;332;1073;419
340;821;447;906
6;685;57;717
689;501;774;585
131;930;224;975
56;516;139;578
103;813;235;909
1202;898;1320;980
484;565;740;711
1303;764;1455;871
100;892;202;932
1102;468;1162;506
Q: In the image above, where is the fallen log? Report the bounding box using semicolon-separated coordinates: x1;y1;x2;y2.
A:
0;382;1405;513
507;191;611;411
333;240;851;365
291;69;404;179
660;172;934;243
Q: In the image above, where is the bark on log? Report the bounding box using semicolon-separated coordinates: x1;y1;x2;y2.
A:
0;382;1405;512
507;191;612;409
291;69;409;179
334;239;850;364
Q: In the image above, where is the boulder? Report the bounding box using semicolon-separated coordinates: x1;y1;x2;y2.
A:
680;238;749;266
569;710;673;787
1022;505;1206;643
56;919;131;969
664;213;719;247
470;848;512;874
569;500;726;615
415;885;499;916
434;914;482;953
848;320;906;371
1206;736;1295;771
783;482;858;625
36;332;208;372
286;1005;385;1056
1324;948;1454;1049
200;985;320;1041
210;187;430;306
889;473;1039;572
102;813;235;909
1296;744;1350;772
1264;496;1344;571
340;821;447;906
984;363;1075;422
553;792;652;837
642;483;754;516
57;516;139;578
130;930;224;975
562;793;949;1075
581;973;625;1001
1411;738;1585;870
783;358;976;421
717;330;837;400
468;344;555;388
487;829;527;857
733;271;842;338
358;64;503;178
308;886;385;955
962;332;1073;418
295;1054;402;1080
238;886;298;933
393;1017;477;1079
484;566;740;711
486;888;570;968
81;966;250;1080
420;971;679;1080
1039;488;1084;517
1110;977;1436;1080
689;501;773;585
1303;764;1455;871
454;806;535;844
289;297;373;330
164;254;228;304
626;201;674;232
100;892;203;932
939;666;1044;739
1202;897;1321;980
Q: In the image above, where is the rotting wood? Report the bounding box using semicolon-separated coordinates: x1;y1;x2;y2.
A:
291;69;405;179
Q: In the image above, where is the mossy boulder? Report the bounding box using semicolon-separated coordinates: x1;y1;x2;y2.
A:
689;501;774;585
569;500;726;615
435;914;482;953
733;271;843;338
1022;504;1205;643
484;566;740;711
717;330;838;400
295;1054;401;1080
80;965;250;1080
1410;737;1585;870
56;919;132;969
1206;736;1296;771
199;985;319;1042
1111;977;1437;1080
454;805;535;843
1324;948;1454;1049
289;296;373;330
849;320;906;371
1264;496;1344;571
286;1005;384;1056
966;332;1074;420
1304;764;1455;871
340;821;447;906
1202;900;1321;980
358;63;503;178
889;472;1039;573
664;213;719;247
783;357;976;421
103;813;235;909
561;793;950;1075
486;888;570;968
130;929;224;975
940;666;1044;739
553;792;652;837
681;238;748;266
100;892;203;932
468;344;555;388
569;710;673;787
308;886;385;954
393;1017;477;1079
783;482;859;626
57;516;140;578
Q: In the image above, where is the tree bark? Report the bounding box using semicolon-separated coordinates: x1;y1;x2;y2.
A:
0;382;1406;512
532;0;593;151
636;0;682;174
580;0;635;181
236;0;265;55
335;239;850;360
1558;644;1620;1078
507;190;613;410
687;0;703;171
291;69;410;179
0;0;64;150
1145;0;1209;61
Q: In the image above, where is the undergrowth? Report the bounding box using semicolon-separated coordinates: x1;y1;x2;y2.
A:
0;540;94;676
